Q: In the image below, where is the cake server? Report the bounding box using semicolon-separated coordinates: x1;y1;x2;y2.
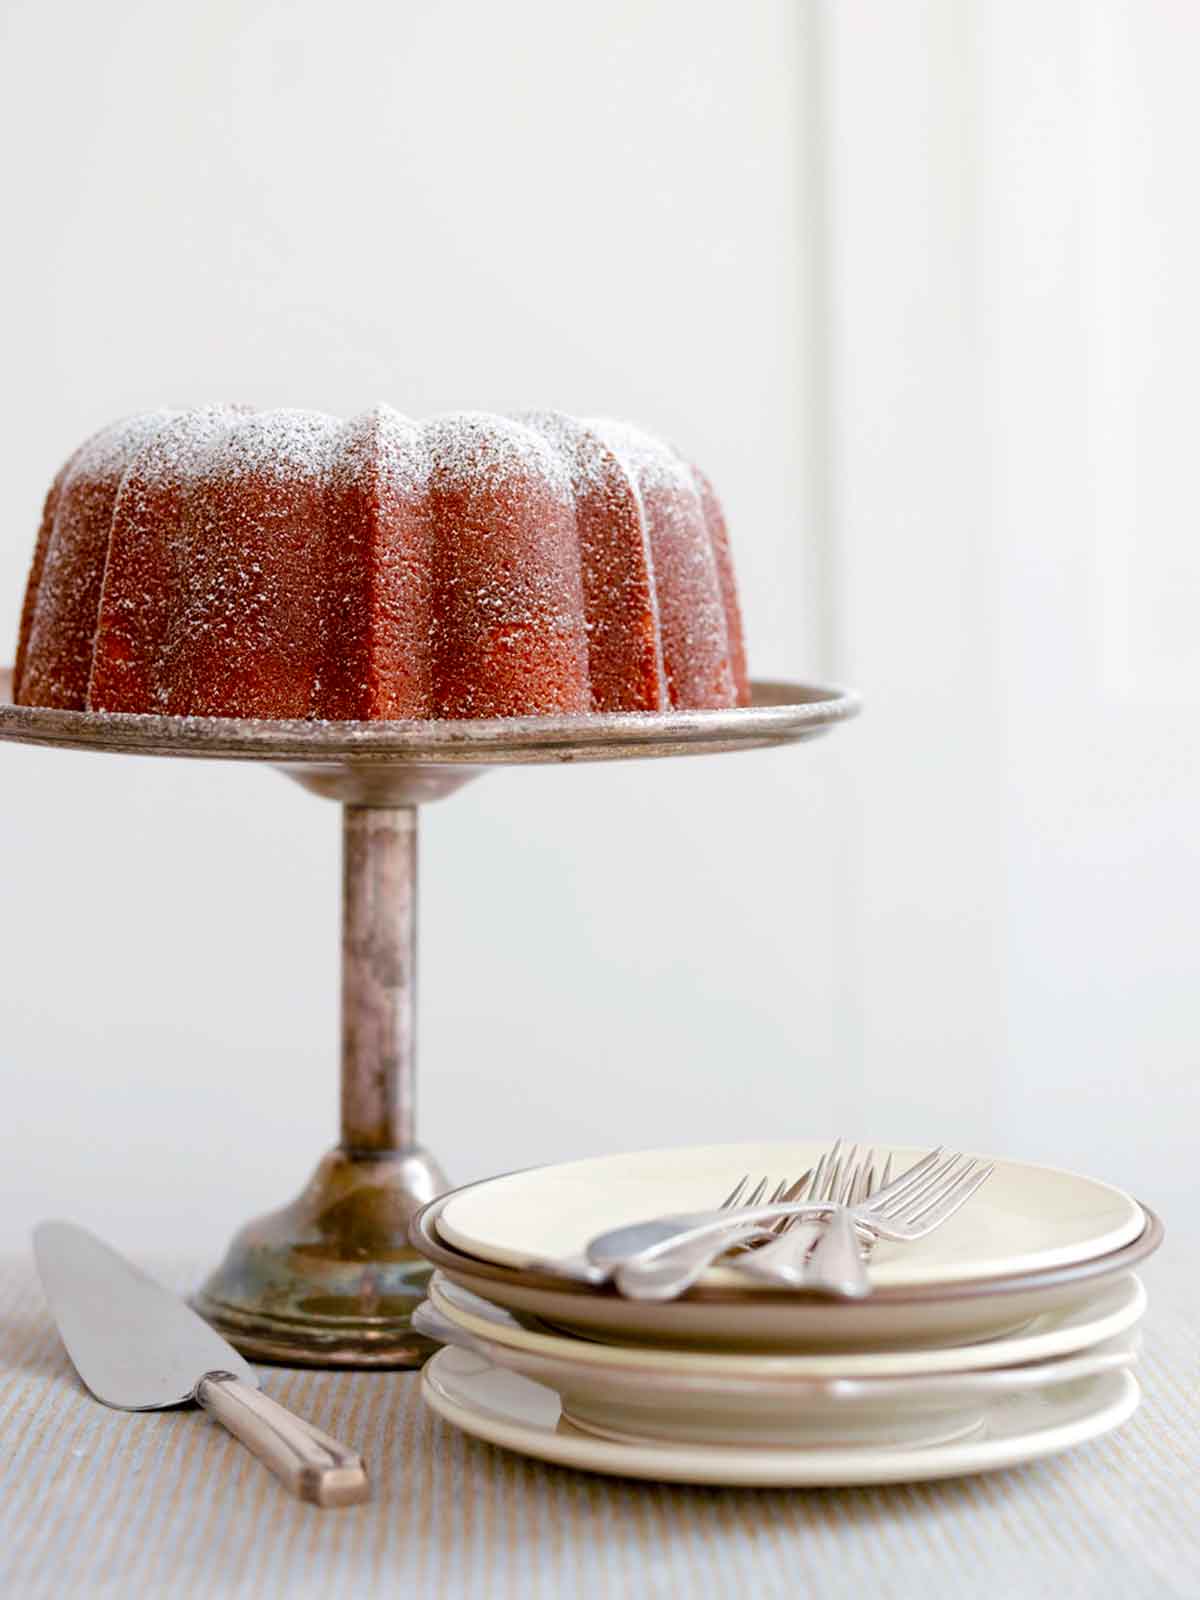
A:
32;1221;369;1507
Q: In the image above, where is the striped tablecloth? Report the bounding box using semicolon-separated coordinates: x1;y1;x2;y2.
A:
0;1252;1194;1599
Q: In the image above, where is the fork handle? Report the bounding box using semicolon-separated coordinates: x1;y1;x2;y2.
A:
526;1251;610;1285
803;1207;872;1298
731;1218;827;1284
614;1224;767;1301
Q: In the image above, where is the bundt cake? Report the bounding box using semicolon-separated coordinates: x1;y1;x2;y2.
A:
13;406;749;721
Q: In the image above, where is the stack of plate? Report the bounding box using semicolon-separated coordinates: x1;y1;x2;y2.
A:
409;1142;1161;1486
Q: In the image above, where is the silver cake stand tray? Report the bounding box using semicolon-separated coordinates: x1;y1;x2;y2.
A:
0;667;859;1366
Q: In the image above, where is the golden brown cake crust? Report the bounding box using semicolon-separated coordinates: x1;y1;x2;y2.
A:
16;406;749;722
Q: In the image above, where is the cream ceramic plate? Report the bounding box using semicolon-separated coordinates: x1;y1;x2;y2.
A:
438;1142;1143;1291
429;1272;1146;1379
417;1191;1161;1351
421;1350;1140;1486
425;1278;1140;1449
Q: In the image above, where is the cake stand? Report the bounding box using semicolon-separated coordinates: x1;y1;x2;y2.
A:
0;668;858;1366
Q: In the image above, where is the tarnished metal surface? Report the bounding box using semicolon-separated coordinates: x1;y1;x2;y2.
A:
2;668;860;1365
194;1146;449;1368
341;808;417;1153
0;670;859;765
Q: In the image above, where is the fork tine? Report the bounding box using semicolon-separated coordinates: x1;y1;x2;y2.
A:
884;1156;973;1224
821;1140;845;1201
757;1179;785;1242
855;1149;875;1205
900;1154;974;1218
872;1151;961;1220
837;1146;860;1205
767;1170;814;1236
805;1148;829;1213
720;1173;778;1255
881;1153;894;1190
874;1157;957;1223
905;1163;994;1233
858;1147;943;1213
834;1153;852;1201
792;1169;817;1201
895;1158;979;1225
825;1139;844;1195
851;1145;866;1198
814;1145;834;1199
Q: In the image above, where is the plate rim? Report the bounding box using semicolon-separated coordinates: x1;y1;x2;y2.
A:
427;1271;1146;1379
412;1179;1163;1308
424;1304;1137;1405
420;1348;1140;1486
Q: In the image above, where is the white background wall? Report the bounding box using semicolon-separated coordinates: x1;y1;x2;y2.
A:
1;0;1195;1255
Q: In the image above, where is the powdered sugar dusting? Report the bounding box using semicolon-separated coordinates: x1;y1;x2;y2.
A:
16;402;746;721
155;416;337;718
207;409;341;482
16;412;182;708
421;412;589;716
585;417;697;497
583;419;733;709
421;412;573;503
332;405;428;498
515;409;668;712
66;410;177;485
125;406;249;487
515;409;617;498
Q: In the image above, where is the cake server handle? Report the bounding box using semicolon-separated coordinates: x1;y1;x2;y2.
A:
194;1372;370;1507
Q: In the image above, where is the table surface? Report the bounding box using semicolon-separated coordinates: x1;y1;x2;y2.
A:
0;1252;1195;1600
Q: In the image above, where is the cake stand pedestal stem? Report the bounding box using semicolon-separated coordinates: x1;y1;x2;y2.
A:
341;805;417;1153
193;791;457;1367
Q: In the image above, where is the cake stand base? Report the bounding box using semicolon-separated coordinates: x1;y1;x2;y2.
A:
1;670;858;1368
194;1145;448;1367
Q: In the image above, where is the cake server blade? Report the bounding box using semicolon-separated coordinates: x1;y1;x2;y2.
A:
33;1221;369;1505
33;1221;255;1408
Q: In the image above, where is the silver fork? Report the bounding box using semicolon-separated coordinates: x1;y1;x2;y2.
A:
796;1144;887;1298
583;1146;947;1275
624;1142;902;1301
734;1139;881;1285
859;1152;995;1240
530;1173;787;1285
801;1147;995;1298
612;1172;814;1300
